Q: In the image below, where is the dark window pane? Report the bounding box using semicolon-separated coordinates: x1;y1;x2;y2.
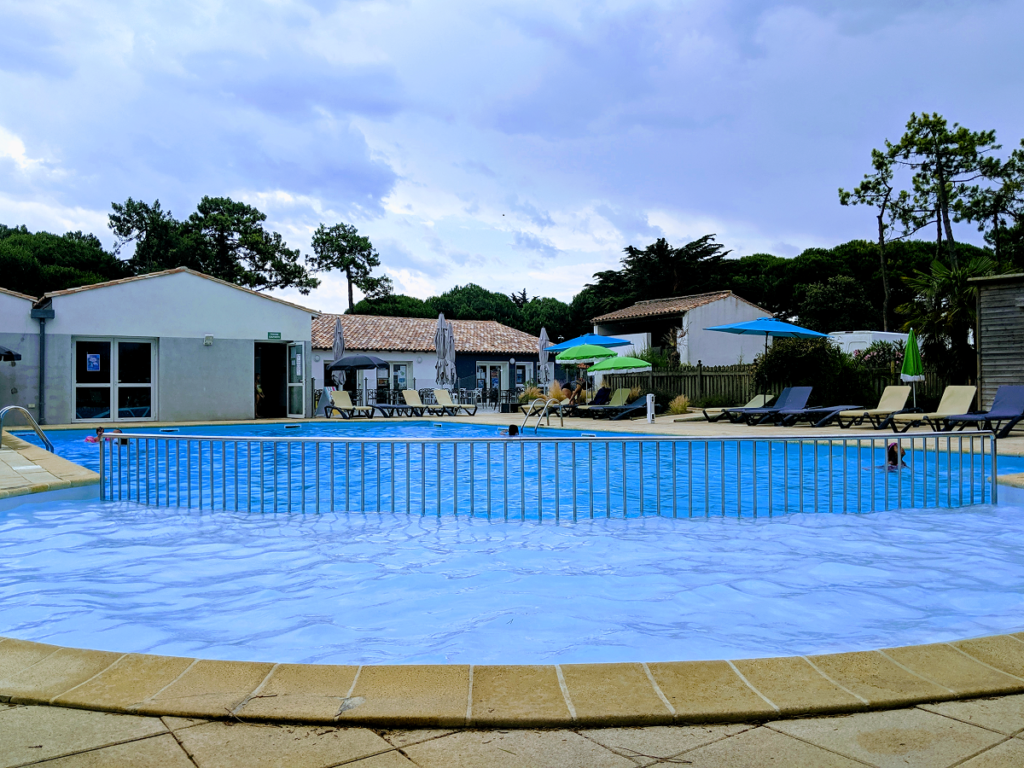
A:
117;387;151;418
75;341;111;384
75;387;110;419
117;342;151;384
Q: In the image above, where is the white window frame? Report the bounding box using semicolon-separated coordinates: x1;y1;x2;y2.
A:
72;337;158;422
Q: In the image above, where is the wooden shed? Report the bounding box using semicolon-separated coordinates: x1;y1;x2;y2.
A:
971;273;1024;410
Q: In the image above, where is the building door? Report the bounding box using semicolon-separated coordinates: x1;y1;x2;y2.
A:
73;338;156;421
476;363;506;390
391;363;409;391
115;340;154;419
287;342;305;418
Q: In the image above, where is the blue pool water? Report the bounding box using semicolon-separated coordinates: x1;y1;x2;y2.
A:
3;422;1023;664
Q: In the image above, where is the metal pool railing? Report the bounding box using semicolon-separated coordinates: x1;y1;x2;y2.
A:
98;431;998;520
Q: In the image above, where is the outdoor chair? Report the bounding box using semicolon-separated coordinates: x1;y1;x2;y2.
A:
725;387;813;426
577;388;630;416
722;388;792;423
941;385;1024;439
834;386;913;430
775;402;865;428
890;385;977;433
403;389;444;416
703;394;771;423
434;389;478;416
324;390;373;419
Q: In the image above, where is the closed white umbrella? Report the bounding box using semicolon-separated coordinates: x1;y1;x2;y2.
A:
538;327;550;385
445;320;458;388
331;317;345;387
435;313;448;387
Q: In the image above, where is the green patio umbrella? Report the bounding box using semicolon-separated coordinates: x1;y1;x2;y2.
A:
586;356;652;373
554;344;617;365
900;327;925;407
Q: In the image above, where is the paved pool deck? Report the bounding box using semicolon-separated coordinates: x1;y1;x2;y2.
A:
2;414;1024;765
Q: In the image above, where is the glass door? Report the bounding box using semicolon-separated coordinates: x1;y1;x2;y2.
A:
391;363;409;391
287;342;305;418
116;341;153;419
74;340;112;420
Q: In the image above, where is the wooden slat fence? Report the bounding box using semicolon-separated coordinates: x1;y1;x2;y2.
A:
606;365;948;406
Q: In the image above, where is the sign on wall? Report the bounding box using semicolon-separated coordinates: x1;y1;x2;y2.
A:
86;354;101;372
267;332;282;340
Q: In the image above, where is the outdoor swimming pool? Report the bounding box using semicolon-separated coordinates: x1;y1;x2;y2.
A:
3;422;1023;664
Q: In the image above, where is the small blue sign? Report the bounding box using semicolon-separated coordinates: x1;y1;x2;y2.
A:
86;354;101;372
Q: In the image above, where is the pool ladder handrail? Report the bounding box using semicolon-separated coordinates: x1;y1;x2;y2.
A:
0;405;54;453
521;397;565;433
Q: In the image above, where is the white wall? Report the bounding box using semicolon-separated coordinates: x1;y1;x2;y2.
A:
683;297;771;366
0;292;38;335
313;349;442;393
46;272;314;342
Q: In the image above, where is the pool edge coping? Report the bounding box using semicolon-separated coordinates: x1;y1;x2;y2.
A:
3;635;1024;728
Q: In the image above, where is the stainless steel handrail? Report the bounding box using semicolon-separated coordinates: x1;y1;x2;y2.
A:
0;405;54;452
98;430;998;516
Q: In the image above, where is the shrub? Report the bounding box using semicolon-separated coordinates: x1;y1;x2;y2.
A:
691;394;735;409
852;340;906;372
753;337;871;406
667;394;690;415
519;385;543;404
548;380;564;400
626;386;642;404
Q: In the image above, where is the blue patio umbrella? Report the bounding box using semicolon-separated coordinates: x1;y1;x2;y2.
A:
704;317;828;359
545;333;632;352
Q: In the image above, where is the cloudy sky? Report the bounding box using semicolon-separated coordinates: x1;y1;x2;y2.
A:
2;0;1022;310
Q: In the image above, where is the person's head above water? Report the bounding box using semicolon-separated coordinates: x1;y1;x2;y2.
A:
887;442;906;466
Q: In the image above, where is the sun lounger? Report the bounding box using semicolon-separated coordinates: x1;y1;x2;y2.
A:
577;388;630;416
941;385;1024;439
776;404;864;428
834;386;913;430
723;388;793;423
403;389;444;416
890;385;977;433
703;394;771;423
726;387;812;426
433;389;477;416
324;390;374;419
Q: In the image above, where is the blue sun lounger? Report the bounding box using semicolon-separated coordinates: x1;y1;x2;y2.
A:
941;385;1024;439
726;387;812;426
776;403;864;428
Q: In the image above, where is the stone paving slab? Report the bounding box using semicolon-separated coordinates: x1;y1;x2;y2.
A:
0;432;98;501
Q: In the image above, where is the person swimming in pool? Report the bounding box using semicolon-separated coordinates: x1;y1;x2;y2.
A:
499;424;520;437
878;441;907;470
85;427;125;445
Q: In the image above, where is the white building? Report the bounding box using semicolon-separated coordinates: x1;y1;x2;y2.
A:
1;268;319;424
592;291;772;367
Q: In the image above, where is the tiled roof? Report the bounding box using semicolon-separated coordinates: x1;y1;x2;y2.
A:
592;291;767;323
313;314;543;355
37;267;320;315
0;286;37;302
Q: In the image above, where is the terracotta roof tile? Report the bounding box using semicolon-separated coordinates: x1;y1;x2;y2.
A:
0;286;37;302
313;314;542;354
37;267;320;315
592;290;767;323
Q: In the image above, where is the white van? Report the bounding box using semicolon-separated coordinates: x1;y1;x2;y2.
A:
827;330;910;355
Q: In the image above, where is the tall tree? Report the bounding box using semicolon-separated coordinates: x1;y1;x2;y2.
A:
0;226;128;297
108;198;184;273
888;113;1000;268
958;139;1024;269
309;222;392;311
839;149;907;330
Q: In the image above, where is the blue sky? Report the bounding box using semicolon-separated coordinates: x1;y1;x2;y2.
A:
2;0;1022;309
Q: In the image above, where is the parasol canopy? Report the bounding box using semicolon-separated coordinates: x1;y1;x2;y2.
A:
546;333;632;352
537;327;551;385
555;344;617;364
587;356;652;373
705;316;828;359
901;327;925;407
434;313;449;387
326;355;389;371
330;317;345;387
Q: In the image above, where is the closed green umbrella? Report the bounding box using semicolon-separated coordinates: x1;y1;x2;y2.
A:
586;356;652;373
555;344;617;364
900;327;925;407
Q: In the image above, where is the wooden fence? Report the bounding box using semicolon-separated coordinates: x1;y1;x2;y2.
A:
605;365;947;406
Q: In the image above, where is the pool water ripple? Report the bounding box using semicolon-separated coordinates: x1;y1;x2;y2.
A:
3;498;1024;664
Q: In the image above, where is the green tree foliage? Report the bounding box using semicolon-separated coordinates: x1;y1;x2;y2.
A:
109;196;319;294
309;222;392;310
897;256;1000;383
0;225;129;297
349;293;436;318
798;276;876;333
887;113;1001;267
957;139;1024;270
